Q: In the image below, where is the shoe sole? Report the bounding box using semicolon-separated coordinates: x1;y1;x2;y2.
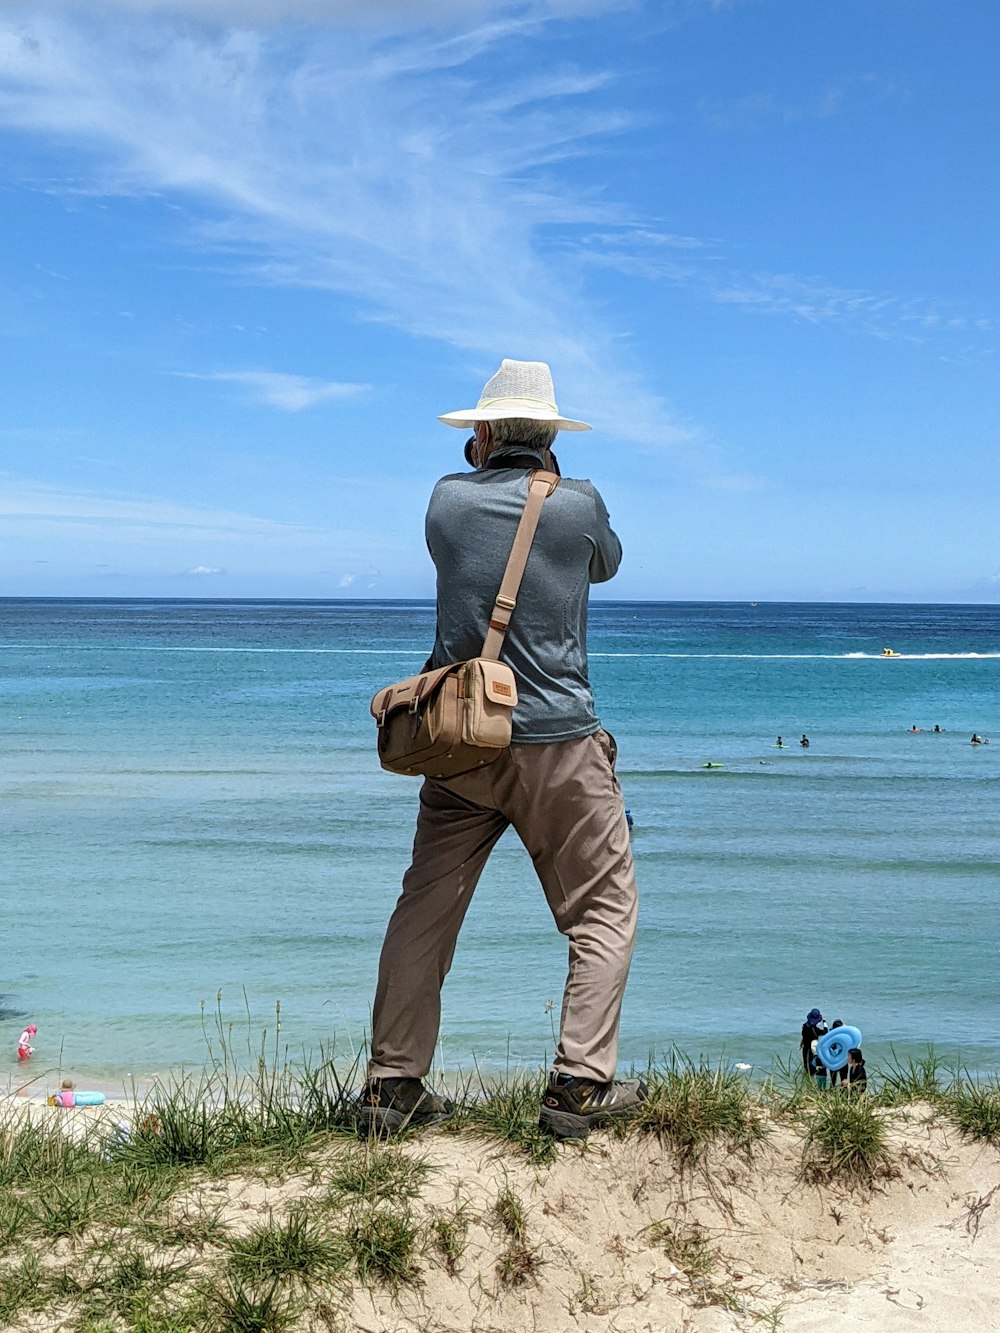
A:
358;1105;452;1138
538;1104;636;1141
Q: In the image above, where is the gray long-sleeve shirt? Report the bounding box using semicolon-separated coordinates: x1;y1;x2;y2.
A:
425;447;622;743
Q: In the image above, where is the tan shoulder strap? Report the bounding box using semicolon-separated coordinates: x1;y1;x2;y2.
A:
480;469;560;660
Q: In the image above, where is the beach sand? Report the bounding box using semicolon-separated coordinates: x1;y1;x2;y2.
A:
3;1099;998;1331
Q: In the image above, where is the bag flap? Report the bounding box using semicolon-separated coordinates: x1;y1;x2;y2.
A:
475;659;518;708
370;664;459;720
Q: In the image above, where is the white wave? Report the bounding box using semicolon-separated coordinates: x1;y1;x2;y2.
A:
589;651;1000;660
0;644;421;654
3;645;998;660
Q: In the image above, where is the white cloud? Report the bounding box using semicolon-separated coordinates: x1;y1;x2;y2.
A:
707;274;991;342
0;0;624;26
0;476;414;578
175;370;369;411
337;573;356;588
697;74;886;131
0;476;302;540
0;5;711;465
580;228;994;344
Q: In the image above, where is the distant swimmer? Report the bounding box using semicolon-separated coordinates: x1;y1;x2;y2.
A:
933;725;944;733
800;734;810;748
908;725;922;733
971;733;989;745
775;736;786;748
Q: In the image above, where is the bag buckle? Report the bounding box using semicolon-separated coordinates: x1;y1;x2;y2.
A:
408;674;428;714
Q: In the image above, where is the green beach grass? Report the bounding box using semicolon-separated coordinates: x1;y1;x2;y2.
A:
2;1034;999;1332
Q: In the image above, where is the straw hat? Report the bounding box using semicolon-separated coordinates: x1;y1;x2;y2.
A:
438;359;591;432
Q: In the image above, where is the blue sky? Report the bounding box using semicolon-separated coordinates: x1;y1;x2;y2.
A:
1;0;997;601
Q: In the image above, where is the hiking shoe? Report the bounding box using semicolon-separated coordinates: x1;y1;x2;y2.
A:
358;1077;454;1137
538;1073;647;1140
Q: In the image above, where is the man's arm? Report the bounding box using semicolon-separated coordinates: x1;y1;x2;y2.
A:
585;487;623;584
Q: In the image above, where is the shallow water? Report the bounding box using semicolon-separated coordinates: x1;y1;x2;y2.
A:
2;598;998;1088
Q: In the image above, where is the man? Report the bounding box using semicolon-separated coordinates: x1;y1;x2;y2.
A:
361;359;642;1140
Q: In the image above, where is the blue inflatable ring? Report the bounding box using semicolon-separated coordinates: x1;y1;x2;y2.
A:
816;1026;862;1071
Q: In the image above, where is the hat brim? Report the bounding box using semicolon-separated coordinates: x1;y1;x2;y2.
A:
438;407;590;432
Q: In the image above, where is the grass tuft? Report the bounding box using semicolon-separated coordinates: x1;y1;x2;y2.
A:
647;1218;743;1311
452;1068;556;1162
139;1193;230;1250
203;1275;302;1332
491;1184;543;1289
0;1108;101;1188
491;1185;528;1243
647;1219;715;1281
0;1251;49;1324
429;1200;469;1276
495;1236;544;1289
27;1174;102;1239
81;1243;192;1322
324;1141;429;1206
636;1054;768;1160
802;1092;895;1182
944;1077;1000;1145
226;1207;349;1289
874;1047;949;1106
0;1195;29;1252
345;1203;423;1290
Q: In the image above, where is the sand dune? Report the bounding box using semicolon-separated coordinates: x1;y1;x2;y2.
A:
3;1099;998;1331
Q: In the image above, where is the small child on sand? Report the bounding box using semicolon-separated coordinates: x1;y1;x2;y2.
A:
49;1080;77;1108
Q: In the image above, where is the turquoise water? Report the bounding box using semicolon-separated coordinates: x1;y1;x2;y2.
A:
2;599;998;1089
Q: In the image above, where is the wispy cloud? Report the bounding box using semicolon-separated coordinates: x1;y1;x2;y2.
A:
579;227;994;344
0;474;435;590
710;273;992;342
0;4;711;464
697;74;897;131
174;370;370;411
0;476;305;540
0;476;405;576
0;0;625;25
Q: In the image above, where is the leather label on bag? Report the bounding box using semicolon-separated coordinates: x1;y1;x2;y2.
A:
478;659;518;707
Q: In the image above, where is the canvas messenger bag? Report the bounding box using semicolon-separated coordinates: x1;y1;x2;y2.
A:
370;469;560;779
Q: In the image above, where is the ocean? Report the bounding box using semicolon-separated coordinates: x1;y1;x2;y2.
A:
2;598;998;1090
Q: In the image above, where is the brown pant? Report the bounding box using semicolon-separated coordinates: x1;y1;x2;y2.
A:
368;729;638;1084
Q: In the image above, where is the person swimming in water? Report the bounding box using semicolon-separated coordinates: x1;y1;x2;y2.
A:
800;734;810;748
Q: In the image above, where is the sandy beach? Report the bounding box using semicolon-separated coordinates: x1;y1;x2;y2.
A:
2;1090;998;1332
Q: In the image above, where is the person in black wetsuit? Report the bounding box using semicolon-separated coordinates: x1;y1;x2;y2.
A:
845;1047;867;1092
800;1008;828;1080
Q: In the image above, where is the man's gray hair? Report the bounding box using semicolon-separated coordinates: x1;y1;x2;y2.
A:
489;417;559;451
